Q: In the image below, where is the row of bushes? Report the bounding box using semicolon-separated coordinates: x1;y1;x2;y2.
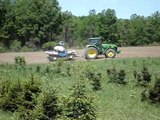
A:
0;41;58;53
106;63;160;104
0;75;97;120
14;56;160;104
0;58;98;120
0;57;159;120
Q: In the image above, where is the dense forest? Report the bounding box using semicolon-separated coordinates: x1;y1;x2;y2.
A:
0;0;160;52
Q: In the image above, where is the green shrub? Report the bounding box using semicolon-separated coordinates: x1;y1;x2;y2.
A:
10;40;21;52
83;65;95;79
0;46;6;53
0;79;23;112
45;66;51;74
65;78;96;120
41;90;62;119
141;76;160;103
81;64;102;91
0;74;41;113
66;64;72;76
0;79;10;97
19;87;61;120
14;56;26;66
54;59;64;74
23;74;41;108
43;59;64;76
87;72;102;91
118;70;126;84
36;66;41;73
42;41;56;50
107;68;126;85
133;60;137;66
21;46;34;52
134;64;151;86
142;65;151;83
0;43;5;53
133;70;137;79
107;68;117;83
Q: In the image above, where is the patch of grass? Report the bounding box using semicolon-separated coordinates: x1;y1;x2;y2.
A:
0;58;160;120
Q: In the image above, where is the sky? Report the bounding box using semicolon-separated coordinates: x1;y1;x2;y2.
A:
58;0;160;19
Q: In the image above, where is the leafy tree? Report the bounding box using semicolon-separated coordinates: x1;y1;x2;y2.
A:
1;2;160;51
0;0;16;48
85;9;99;38
61;11;73;47
0;0;62;50
14;0;62;48
147;11;160;43
117;19;133;46
98;9;118;43
129;14;149;45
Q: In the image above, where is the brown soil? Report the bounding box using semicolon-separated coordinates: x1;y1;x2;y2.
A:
0;46;160;64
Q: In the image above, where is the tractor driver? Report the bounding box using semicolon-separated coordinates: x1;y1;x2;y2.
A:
54;41;66;52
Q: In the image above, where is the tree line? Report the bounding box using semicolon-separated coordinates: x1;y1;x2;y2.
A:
0;0;160;51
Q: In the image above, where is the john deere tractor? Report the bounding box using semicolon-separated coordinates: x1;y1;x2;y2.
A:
84;37;121;59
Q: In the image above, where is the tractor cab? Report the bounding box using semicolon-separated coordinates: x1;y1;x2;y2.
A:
87;37;102;52
89;37;102;46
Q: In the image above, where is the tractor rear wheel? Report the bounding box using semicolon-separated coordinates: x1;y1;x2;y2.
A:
85;47;98;59
105;49;116;58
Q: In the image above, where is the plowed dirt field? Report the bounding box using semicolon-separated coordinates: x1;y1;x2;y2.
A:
0;46;160;64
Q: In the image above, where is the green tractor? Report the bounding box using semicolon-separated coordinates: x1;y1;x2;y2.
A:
84;37;121;59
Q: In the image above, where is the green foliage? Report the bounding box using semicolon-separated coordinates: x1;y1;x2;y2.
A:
0;73;41;113
36;66;41;73
0;58;160;120
41;59;64;77
41;90;62;119
1;0;160;50
19;87;61;120
86;71;102;91
21;46;34;52
118;70;126;84
61;11;74;47
42;41;56;50
66;63;72;76
107;68;126;84
0;80;23;112
66;78;96;120
54;59;64;74
10;40;21;52
83;65;95;80
0;43;6;53
141;76;160;104
134;64;151;86
99;9;118;43
90;73;102;91
14;56;26;66
0;0;62;50
82;64;102;91
107;68;117;82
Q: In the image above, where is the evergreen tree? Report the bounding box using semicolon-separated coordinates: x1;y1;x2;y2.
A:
66;76;96;120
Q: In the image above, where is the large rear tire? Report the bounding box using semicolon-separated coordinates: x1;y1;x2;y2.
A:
85;47;98;59
105;49;116;58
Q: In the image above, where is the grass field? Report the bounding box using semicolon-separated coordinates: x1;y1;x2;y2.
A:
0;57;160;120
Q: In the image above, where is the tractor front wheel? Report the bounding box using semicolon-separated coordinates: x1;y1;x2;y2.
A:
105;49;116;58
85;47;98;59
